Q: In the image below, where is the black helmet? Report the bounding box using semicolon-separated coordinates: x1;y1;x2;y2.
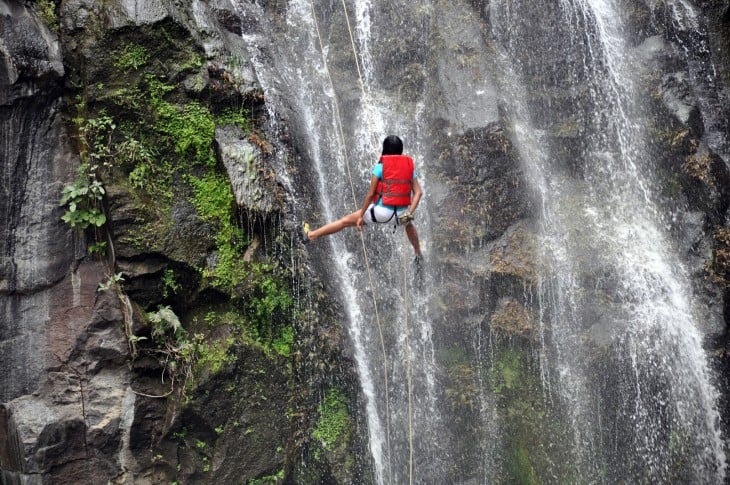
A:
382;135;403;155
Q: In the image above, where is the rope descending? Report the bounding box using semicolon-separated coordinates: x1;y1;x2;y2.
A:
309;2;415;483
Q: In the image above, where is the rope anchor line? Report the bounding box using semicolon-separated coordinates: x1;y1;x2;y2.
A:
308;1;415;483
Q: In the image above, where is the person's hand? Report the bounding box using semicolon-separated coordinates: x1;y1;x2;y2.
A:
398;211;414;225
356;216;364;231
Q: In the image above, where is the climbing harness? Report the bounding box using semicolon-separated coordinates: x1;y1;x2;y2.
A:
309;1;416;483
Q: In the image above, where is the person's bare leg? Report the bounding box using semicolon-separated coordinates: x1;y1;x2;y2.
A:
308;211;360;241
405;223;421;256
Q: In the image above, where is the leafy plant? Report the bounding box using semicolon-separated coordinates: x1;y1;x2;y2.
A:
60;172;107;228
88;241;107;255
114;43;150;72
98;272;124;292
162;269;181;298
73;109;117;167
60;105;117;230
140;305;196;395
148;305;183;342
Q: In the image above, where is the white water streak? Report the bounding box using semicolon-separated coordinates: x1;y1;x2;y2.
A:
492;0;725;480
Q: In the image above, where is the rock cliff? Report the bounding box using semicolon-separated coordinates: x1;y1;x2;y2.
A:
1;0;729;483
1;0;367;483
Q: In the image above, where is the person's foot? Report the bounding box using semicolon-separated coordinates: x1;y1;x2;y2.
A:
300;222;311;245
413;254;424;280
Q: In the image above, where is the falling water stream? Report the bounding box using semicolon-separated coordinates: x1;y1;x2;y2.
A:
238;1;445;482
491;0;726;482
236;0;727;482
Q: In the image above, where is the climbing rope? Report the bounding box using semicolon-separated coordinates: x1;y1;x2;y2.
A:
335;2;416;483
402;240;414;485
309;1;417;483
308;1;394;482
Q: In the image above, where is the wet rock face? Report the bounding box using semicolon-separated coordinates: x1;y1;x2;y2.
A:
1;0;730;482
0;0;81;408
0;1;64;104
217;125;285;214
144;345;292;484
430;125;534;252
3;0;364;481
0;1;243;483
0;0;67;295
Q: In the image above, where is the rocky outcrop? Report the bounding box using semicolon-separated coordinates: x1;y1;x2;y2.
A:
216;125;284;215
0;0;365;483
0;5;128;483
2;0;730;483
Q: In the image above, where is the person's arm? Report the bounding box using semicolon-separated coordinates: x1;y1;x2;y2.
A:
408;177;422;215
356;176;380;230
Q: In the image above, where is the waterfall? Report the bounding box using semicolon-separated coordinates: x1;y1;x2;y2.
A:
235;0;727;482
491;0;726;481
236;1;445;483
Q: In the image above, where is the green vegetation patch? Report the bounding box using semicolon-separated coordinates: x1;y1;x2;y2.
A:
188;172;249;290
313;388;352;452
33;0;58;31
487;346;573;483
114;43;150;72
146;75;217;167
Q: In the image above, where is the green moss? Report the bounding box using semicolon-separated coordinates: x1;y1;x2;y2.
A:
216;108;250;132
489;349;521;394
487;347;574;483
247;469;284;485
33;0;58;31
270;324;294;357
195;336;236;374
146;75;216;167
247;265;295;356
114;43;150;72
181;52;204;72
313;388;352;452
188;172;248;290
188;173;235;221
508;440;539;485
199;291;293;359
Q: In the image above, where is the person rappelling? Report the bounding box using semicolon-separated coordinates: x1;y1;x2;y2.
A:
300;135;423;264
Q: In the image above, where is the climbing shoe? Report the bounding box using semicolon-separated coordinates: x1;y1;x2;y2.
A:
300;222;311;245
398;211;414;225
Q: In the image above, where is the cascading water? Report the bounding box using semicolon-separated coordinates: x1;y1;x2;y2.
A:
236;0;728;482
490;0;726;482
236;1;446;483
